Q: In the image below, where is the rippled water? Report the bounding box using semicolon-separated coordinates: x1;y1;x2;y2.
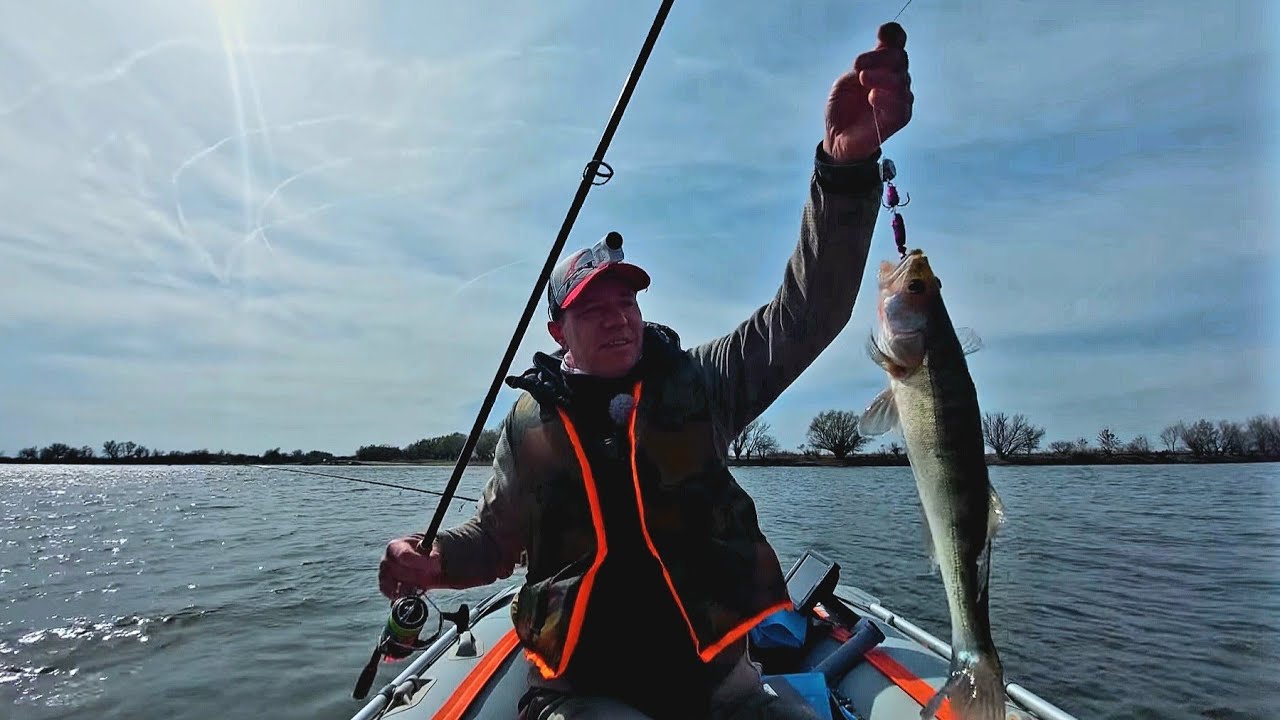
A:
2;463;1277;719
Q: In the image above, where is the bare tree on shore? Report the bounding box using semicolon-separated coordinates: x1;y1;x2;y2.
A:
805;410;867;459
1179;419;1221;457
730;419;756;460
1218;420;1247;456
748;432;780;458
1126;435;1151;453
1246;415;1280;455
982;412;1045;459
1097;427;1120;455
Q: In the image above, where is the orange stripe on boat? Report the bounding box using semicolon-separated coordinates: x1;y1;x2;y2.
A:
433;628;521;720
864;648;955;720
815;605;854;643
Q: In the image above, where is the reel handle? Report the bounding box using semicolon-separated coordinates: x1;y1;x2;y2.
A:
353;643;382;700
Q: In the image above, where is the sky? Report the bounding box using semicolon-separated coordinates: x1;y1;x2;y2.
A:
0;0;1275;456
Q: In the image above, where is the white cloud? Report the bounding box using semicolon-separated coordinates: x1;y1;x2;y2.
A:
1;0;1274;456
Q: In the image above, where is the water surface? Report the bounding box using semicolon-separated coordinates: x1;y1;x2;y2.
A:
2;463;1277;719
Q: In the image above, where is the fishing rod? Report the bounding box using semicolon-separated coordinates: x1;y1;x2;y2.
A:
254;465;478;503
418;0;676;550
352;0;678;704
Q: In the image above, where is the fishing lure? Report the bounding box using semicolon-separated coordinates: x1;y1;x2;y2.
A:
881;157;909;259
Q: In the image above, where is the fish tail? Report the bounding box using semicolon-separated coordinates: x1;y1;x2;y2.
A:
919;649;1004;720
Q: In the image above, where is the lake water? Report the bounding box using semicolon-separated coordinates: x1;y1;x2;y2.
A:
2;463;1277;720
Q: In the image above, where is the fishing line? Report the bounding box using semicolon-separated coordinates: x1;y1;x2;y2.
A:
255;464;479;503
873;0;915;258
872;0;914;152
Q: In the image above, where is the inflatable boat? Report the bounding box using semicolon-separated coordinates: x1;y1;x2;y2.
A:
347;549;1078;720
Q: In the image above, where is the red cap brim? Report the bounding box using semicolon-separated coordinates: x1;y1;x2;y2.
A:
560;262;651;310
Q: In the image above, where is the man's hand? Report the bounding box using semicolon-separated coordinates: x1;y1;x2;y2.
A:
379;533;443;599
824;22;913;163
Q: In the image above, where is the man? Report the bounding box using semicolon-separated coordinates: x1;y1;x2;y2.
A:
380;22;913;720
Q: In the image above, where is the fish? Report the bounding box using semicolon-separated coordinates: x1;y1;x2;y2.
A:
857;249;1007;720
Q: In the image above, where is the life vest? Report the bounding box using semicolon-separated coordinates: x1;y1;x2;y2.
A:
502;323;792;679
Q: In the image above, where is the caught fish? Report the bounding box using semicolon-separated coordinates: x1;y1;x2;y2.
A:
857;249;1007;720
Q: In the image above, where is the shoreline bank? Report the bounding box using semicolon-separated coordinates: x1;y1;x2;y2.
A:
3;453;1278;468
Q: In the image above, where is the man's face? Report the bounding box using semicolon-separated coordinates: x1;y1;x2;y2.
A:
548;274;643;378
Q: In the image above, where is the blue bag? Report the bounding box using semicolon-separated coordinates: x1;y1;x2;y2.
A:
748;608;808;649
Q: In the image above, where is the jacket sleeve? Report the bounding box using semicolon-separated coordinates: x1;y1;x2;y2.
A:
688;143;884;451
431;405;530;588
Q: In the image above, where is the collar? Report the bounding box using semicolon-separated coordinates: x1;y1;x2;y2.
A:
505;322;682;410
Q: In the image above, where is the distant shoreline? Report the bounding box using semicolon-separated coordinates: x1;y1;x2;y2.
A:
2;453;1277;468
727;452;1280;467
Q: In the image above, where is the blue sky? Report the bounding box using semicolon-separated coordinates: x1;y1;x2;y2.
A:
0;0;1275;455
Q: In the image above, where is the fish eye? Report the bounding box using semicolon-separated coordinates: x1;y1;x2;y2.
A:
907;279;926;294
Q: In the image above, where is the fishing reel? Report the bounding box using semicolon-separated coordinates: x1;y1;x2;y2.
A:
352;594;472;700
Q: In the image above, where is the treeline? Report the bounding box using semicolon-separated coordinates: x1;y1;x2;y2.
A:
5;412;1277;467
0;430;508;466
727;409;1280;464
354;429;500;463
0;440;340;465
979;411;1280;461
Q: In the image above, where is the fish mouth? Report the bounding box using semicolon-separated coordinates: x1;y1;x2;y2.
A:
881;249;937;292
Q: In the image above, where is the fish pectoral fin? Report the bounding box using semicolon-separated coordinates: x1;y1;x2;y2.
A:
858;387;900;437
955;327;984;355
866;333;905;375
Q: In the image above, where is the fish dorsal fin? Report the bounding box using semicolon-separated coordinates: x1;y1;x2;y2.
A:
858;387;899;437
956;327;983;355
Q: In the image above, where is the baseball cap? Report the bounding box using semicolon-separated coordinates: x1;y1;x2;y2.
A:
547;231;651;318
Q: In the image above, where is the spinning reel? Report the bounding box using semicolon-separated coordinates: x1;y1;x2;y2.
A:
352;594;473;700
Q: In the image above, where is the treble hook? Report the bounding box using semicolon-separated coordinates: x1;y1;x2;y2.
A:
882;183;910;210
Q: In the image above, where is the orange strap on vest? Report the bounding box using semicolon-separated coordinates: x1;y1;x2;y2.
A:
523;408;611;680
527;380;785;674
